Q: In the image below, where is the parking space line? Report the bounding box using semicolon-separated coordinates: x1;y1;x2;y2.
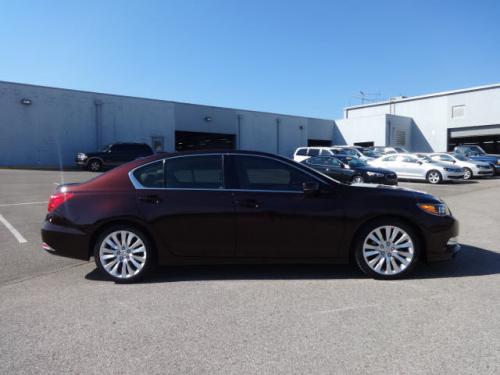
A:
0;214;28;243
0;201;46;207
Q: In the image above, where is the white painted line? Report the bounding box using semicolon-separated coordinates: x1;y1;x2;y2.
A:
0;214;28;243
0;201;46;207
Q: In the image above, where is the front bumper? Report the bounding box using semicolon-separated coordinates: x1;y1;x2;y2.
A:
442;171;465;181
364;174;398;186
424;216;460;262
41;220;90;261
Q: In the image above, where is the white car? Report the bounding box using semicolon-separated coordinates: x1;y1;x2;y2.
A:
428;153;494;180
369;153;464;184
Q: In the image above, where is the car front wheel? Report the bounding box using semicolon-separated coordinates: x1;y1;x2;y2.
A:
94;226;155;283
426;170;442;184
354;220;420;279
463;167;472;180
87;159;102;172
351;175;364;184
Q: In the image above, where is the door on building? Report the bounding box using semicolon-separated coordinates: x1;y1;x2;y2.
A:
354;141;374;147
175;131;236;151
151;136;164;152
307;139;332;147
448;125;500;153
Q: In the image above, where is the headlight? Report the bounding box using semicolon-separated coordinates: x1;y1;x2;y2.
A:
497;159;500;165
417;203;450;216
366;171;384;177
77;153;87;160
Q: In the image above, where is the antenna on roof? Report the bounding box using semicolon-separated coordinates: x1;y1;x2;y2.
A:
352;91;381;104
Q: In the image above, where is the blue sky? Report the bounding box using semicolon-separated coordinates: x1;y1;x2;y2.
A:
1;0;499;118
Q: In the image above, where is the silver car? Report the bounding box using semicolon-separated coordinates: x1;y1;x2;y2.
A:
369;153;464;184
429;153;494;180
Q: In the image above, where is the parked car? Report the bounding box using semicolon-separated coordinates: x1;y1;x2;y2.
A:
428;153;493;180
368;146;409;155
331;146;374;161
335;156;398;185
300;156;360;183
75;142;154;171
42;150;460;281
369;153;464;184
453;145;500;175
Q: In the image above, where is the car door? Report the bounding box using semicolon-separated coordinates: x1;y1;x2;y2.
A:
106;144;130;166
133;155;236;258
228;154;345;258
399;155;427;178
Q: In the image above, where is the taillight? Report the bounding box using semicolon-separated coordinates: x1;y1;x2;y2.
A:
47;192;74;212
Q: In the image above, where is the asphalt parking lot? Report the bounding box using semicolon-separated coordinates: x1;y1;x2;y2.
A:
1;169;500;374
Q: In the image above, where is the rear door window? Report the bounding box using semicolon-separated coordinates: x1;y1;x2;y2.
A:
307;149;320;156
165;156;223;189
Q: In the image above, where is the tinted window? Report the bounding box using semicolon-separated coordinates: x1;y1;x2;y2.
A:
133;161;164;188
233;156;315;191
307;157;328;165
307;149;320;156
319;149;333;156
165;156;223;189
439;154;453;162
399;155;418;163
296;148;307;156
382;155;397;162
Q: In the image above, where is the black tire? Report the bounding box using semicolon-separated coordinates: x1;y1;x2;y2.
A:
87;158;102;172
351;175;364;184
426;170;442;184
94;225;155;283
354;219;420;280
463;167;473;180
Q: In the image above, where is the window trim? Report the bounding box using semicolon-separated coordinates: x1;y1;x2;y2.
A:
129;153;328;191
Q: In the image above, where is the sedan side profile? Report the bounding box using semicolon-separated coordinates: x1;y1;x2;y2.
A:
42;150;460;282
428;153;493;180
370;153;464;184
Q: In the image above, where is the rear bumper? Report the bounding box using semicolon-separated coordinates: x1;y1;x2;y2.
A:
41;220;90;261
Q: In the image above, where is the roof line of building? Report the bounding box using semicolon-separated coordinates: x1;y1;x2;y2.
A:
0;80;335;122
344;82;500;112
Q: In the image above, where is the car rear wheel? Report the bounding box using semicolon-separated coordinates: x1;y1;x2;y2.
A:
94;226;155;283
351;175;364;184
354;220;420;279
463;167;472;180
88;159;102;172
426;170;442;184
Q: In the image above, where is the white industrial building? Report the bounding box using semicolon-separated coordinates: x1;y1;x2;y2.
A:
337;83;500;154
1;81;499;167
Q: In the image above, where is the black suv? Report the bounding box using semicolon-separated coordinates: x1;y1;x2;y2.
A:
75;143;154;171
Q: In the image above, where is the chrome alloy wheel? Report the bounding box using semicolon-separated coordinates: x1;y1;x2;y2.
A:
99;230;147;279
89;160;101;171
427;171;441;184
352;175;364;184
463;168;472;180
362;226;414;275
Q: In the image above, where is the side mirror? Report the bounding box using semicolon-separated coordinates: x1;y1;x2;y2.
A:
417;160;423;165
302;181;320;196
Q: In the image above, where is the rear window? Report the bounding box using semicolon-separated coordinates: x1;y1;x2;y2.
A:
133;160;164;188
296;148;307;156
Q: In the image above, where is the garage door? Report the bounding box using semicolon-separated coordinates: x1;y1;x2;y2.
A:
448;125;500;153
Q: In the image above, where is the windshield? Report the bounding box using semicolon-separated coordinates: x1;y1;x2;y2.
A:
101;144;112;152
418;155;435;163
454;154;468;161
468;146;486;155
348;158;367;167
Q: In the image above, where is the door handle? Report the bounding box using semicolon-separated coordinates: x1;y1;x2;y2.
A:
138;195;162;204
236;198;260;208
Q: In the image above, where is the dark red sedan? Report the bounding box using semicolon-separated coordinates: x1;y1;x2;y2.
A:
41;150;460;282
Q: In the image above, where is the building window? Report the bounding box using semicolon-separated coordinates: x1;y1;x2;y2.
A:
452;105;465;118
